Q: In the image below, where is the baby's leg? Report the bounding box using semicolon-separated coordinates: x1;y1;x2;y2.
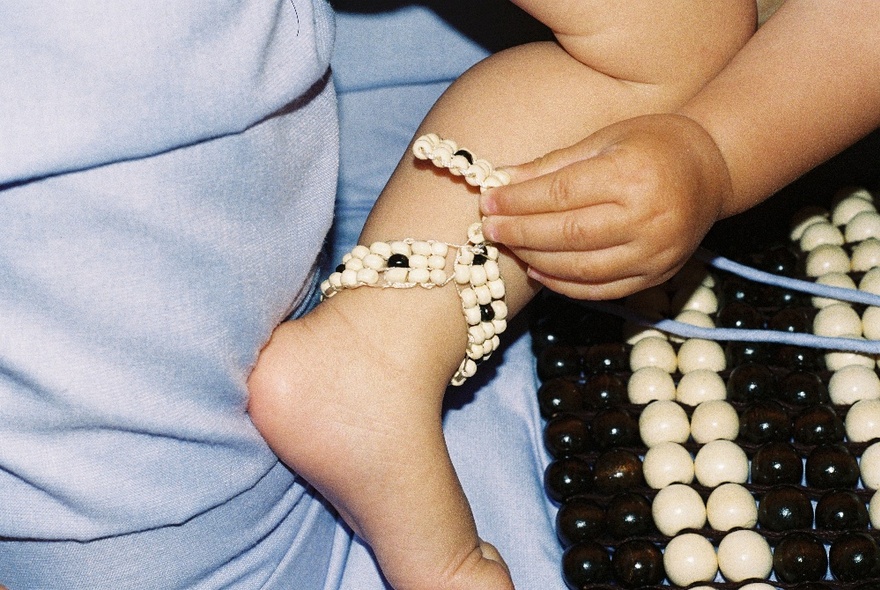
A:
248;9;754;590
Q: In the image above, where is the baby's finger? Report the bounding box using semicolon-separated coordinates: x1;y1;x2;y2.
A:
483;203;632;252
481;150;617;217
527;266;652;301
512;245;642;286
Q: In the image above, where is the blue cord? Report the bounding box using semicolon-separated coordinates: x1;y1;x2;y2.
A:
580;248;880;355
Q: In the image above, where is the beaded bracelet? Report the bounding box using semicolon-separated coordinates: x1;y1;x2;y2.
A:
320;134;509;385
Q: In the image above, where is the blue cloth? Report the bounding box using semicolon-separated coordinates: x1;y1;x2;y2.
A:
0;2;351;588
331;6;564;589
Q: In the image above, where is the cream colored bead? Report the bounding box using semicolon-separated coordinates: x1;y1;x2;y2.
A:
492;318;507;334
448;153;470;175
385;267;408;285
341;252;353;264
344;257;364;271
390;240;411;255
488;279;505;299
671;309;715;344
861;267;880;294
454;264;471;285
852;238;880;271
799;221;844;251
431;241;448;257
717;529;773;583
356;268;379;286
690;400;739;444
630;336;677;373
468;324;487;345
341;269;358;287
486;245;499;259
639;400;690;447
829;364;880;405
465;160;492;186
467;222;485;242
814;303;863;337
677;339;726;373
350;244;370;259
846;210;880;242
461;357;478;377
469;265;487;287
464;306;482;326
643;442;694;489
481;321;496;339
825;338;876;372
475;285;492;305
319;280;332;296
457;247;474;265
707;483;757;532
861;442;880;490
664;534;717;587
490;334;501;351
845;398;880;442
484;259;500;281
362;253;385;270
833;194;877;226
676;369;727;406
467;342;485;360
411;133;440;159
623;323;669;345
628;366;677;404
427;255;445;270
652;484;706;536
671;284;719;315
369;241;392;258
864;307;880;340
813;272;857;308
429;269;447;285
329;272;343;289
460;288;478;308
694;439;749;487
491;300;508;320
789;205;830;241
805;244;850;276
481;172;507;190
411;240;432;256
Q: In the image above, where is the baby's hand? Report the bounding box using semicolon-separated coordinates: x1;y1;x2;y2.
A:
480;114;732;300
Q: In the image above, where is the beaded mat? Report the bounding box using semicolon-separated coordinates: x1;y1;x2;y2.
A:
532;186;880;589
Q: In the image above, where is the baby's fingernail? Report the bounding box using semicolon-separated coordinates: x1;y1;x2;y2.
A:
482;218;498;241
480;193;498;215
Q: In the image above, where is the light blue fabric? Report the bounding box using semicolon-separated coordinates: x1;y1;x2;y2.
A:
331;6;565;589
0;2;352;588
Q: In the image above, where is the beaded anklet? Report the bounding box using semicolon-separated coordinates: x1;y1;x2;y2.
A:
320;134;509;385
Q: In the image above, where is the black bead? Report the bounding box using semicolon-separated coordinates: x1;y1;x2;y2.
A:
758;244;800;276
472;254;487;266
556;497;605;547
537;345;582;381
590;408;639;449
739;400;792;445
773;532;829;583
562;542;611;588
544;414;592;459
479;304;495;322
387;253;409;268
829;532;880;582
751;441;804;486
758;485;814;531
582;372;628;409
773;344;823;371
726;362;776;403
537;378;583;418
611;540;665;588
806;444;860;489
605;492;653;539
725;340;769;366
815;489;869;531
453;149;474;164
335;263;345;273
768;306;814;333
793;404;846;445
717;300;765;329
544;457;592;504
719;277;763;308
777;370;829;406
582;342;629;374
592;448;644;494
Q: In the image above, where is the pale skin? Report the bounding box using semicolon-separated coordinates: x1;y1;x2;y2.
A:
247;2;754;589
482;0;880;300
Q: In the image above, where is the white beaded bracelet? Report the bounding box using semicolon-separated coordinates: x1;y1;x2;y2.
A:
320;134;509;385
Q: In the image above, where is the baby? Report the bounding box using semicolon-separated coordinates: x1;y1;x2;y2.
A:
248;1;755;589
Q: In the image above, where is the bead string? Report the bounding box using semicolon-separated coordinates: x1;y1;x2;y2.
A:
321;134;509;386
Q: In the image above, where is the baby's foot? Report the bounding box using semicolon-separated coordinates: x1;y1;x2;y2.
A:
247;290;513;590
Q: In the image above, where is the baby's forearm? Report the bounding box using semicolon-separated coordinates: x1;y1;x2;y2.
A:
679;0;880;216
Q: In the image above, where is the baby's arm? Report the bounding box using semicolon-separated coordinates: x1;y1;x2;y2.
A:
482;0;880;300
247;3;754;590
